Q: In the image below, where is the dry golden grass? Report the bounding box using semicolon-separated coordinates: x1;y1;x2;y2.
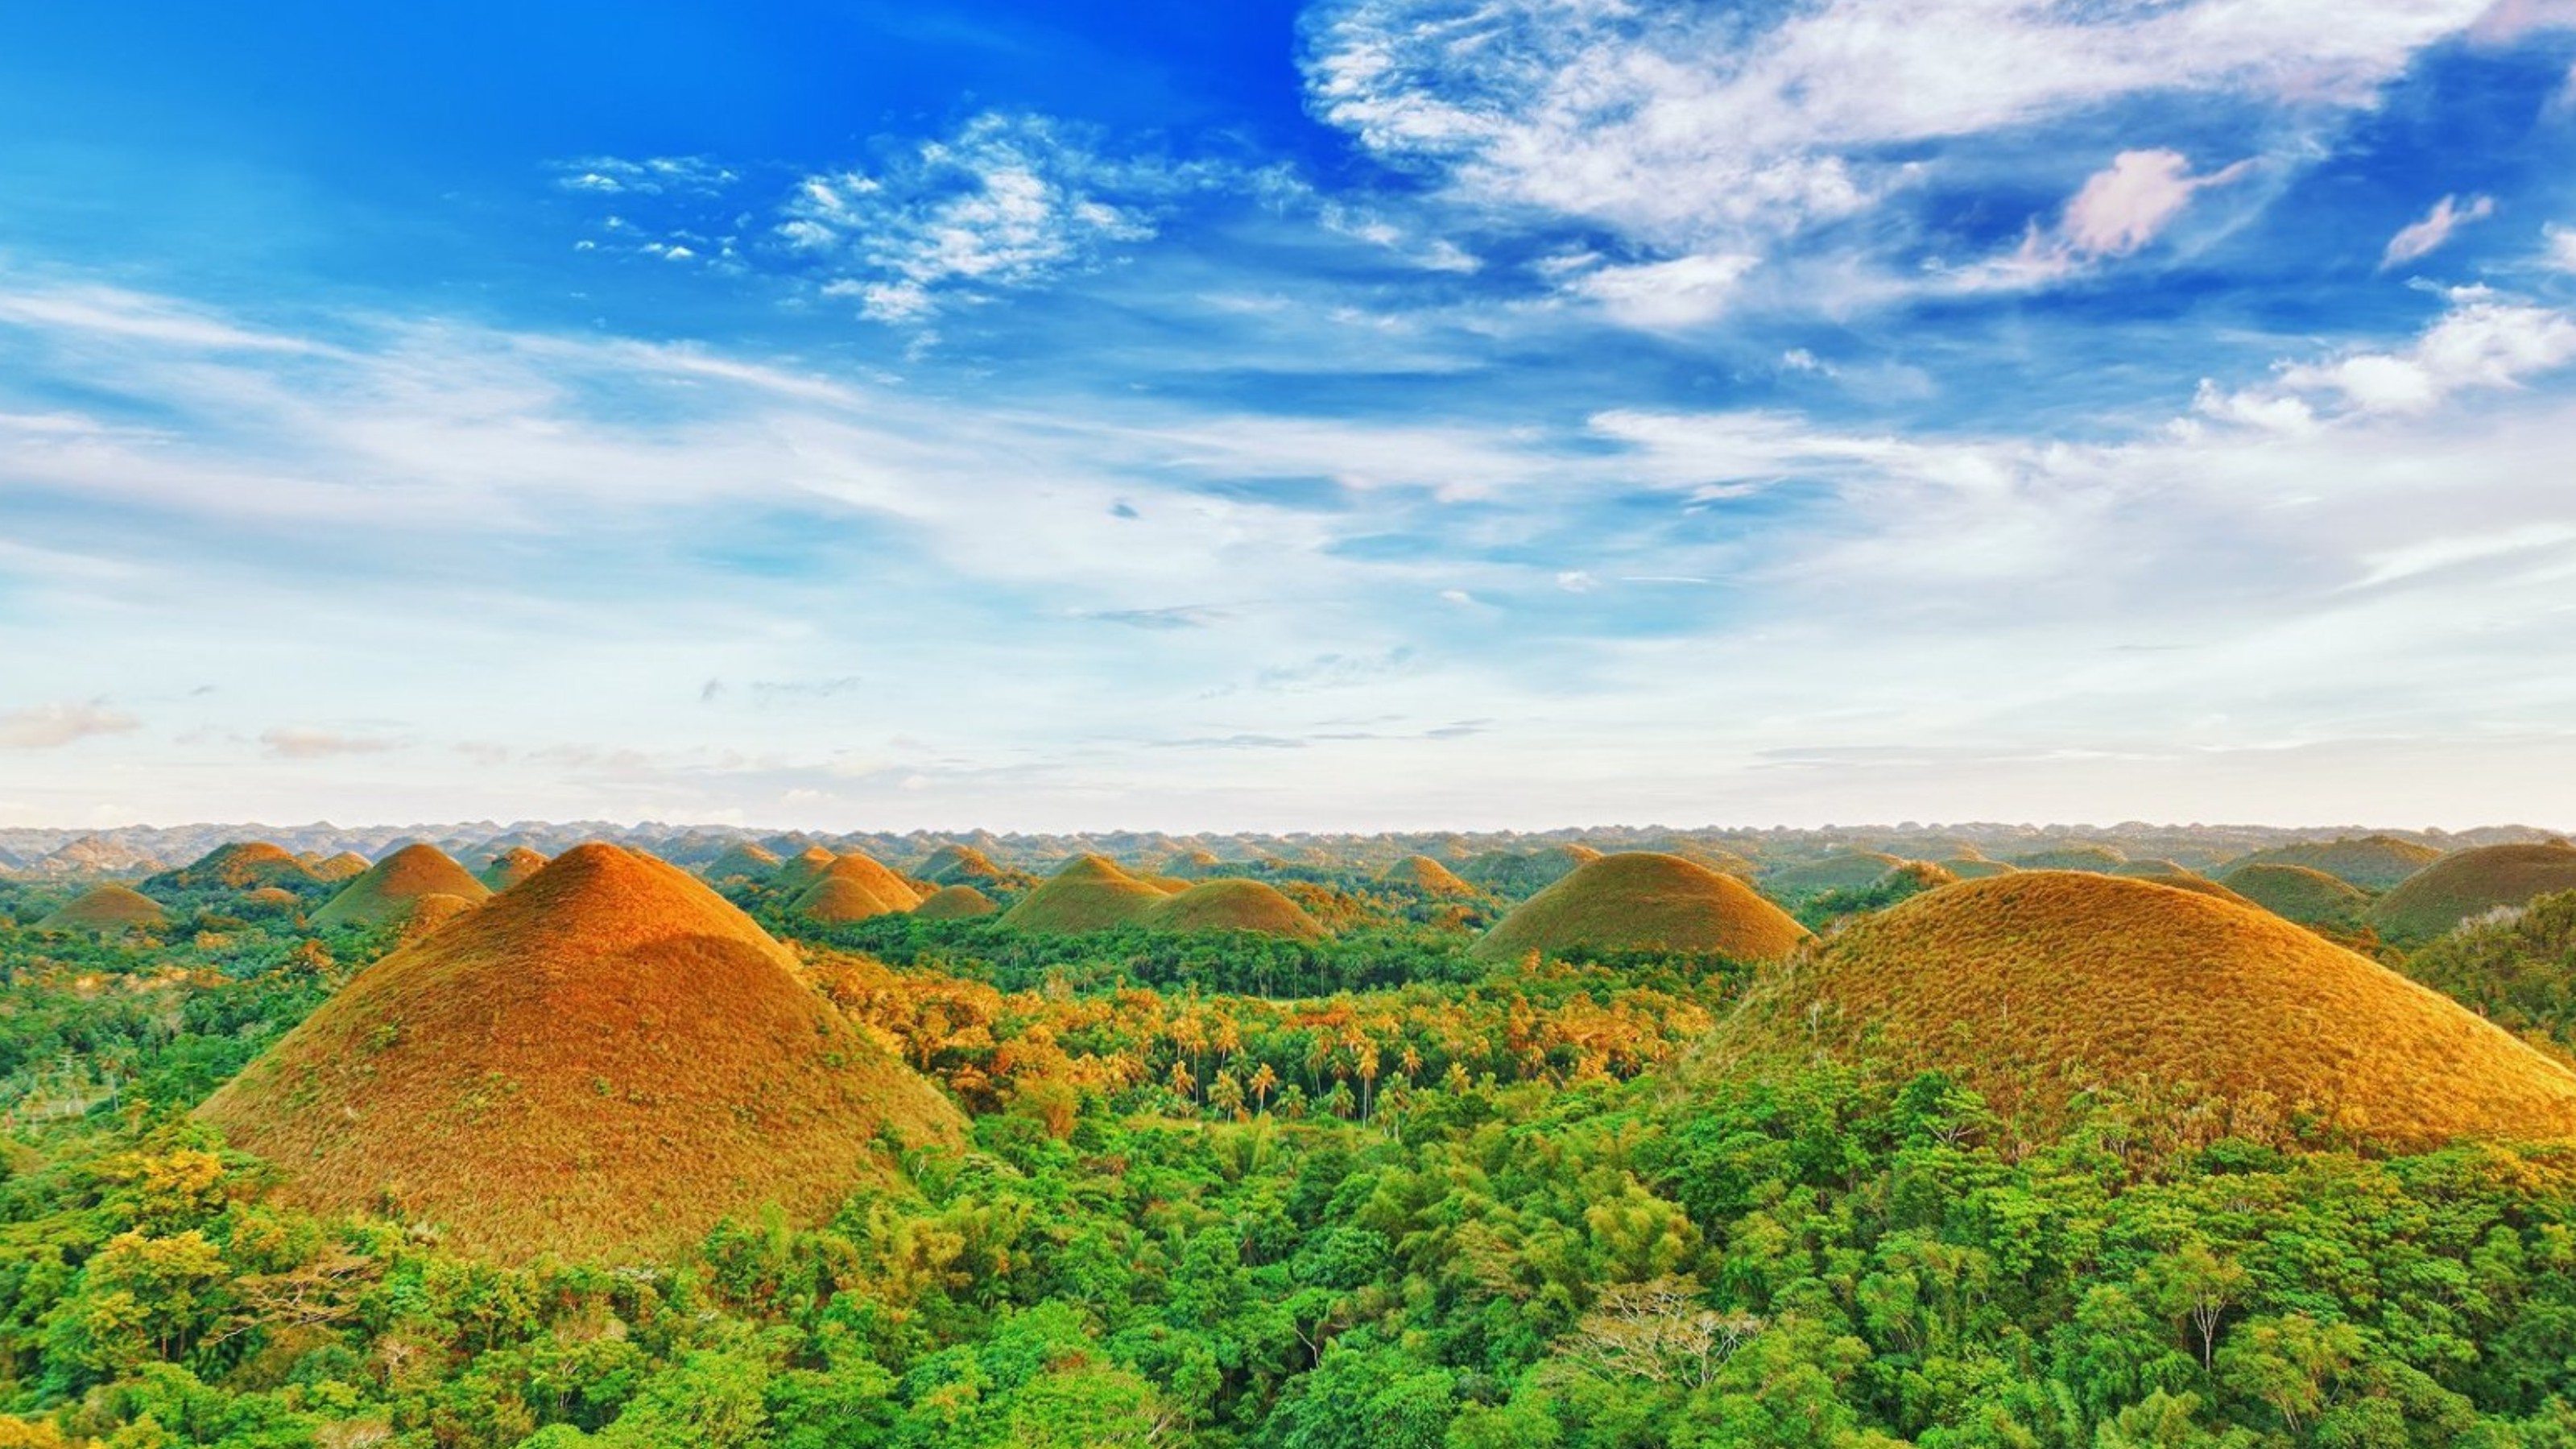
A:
2218;863;2370;928
312;846;493;931
913;884;999;920
1143;880;1327;939
198;843;964;1263
1473;853;1810;964
2227;834;2442;890
35;884;168;934
478;847;549;892
2369;842;2576;943
808;852;924;909
915;845;1004;884
1383;855;1478;896
398;892;482;941
1706;871;2576;1150
1765;851;1903;896
2123;871;2260;909
311;851;371;883
153;842;316;892
792;875;908;924
2109;858;2193;878
702;842;783;882
999;855;1168;934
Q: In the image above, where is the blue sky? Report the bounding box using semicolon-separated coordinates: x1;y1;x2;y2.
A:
6;0;2576;832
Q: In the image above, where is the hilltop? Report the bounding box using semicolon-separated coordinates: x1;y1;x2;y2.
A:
478;847;548;892
1143;880;1327;940
1473;853;1809;964
2225;834;2442;890
701;842;781;883
197;844;964;1261
35;884;169;935
2368;842;2576;942
999;855;1169;934
1706;871;2576;1149
1765;851;1902;896
1382;855;1478;896
2218;863;2371;929
913;884;999;920
144;842;314;896
312;845;492;930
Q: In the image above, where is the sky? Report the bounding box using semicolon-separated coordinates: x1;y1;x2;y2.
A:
5;0;2576;834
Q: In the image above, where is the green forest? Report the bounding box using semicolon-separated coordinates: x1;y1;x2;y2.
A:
1;842;2574;1449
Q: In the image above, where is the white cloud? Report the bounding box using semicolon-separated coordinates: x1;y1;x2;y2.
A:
2251;289;2576;415
1569;253;1759;328
2382;193;2497;268
1955;149;2253;289
0;702;139;750
777;113;1184;323
261;728;403;760
2545;223;2576;271
549;155;738;197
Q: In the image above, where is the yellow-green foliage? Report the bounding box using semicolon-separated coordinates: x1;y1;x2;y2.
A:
2369;842;2576;943
2218;863;2371;928
1764;851;1901;896
1706;871;2576;1150
1143;880;1327;940
198;844;965;1263
702;841;782;882
916;844;1007;885
309;851;370;883
1473;853;1809;964
999;855;1170;934
1940;857;2017;879
2227;834;2442;890
311;845;492;930
34;884;167;935
2007;844;2128;871
2403;888;2576;1050
914;884;1000;920
478;847;548;892
1382;855;1478;896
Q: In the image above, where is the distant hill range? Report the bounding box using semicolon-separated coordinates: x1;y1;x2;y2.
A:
2;818;2566;884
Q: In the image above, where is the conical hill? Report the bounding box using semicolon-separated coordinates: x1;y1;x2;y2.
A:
1144;880;1326;939
1383;855;1478;896
2227;834;2442;891
1765;851;1901;896
1472;853;1809;964
1706;872;2576;1150
478;847;549;892
2218;863;2371;929
312;845;492;930
999;855;1168;934
37;884;169;934
147;842;315;895
197;844;964;1262
2367;842;2576;943
914;884;999;920
703;842;782;883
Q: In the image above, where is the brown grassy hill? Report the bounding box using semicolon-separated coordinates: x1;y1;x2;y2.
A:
914;884;999;920
916;845;1004;885
36;884;169;934
1705;871;2576;1150
773;846;841;892
400;892;482;941
312;846;493;931
311;852;370;883
812;853;924;909
1765;851;1902;896
2227;834;2442;891
478;847;549;892
1473;853;1809;964
197;843;964;1263
703;842;782;883
2369;842;2576;943
1940;858;2017;880
999;855;1169;934
2008;844;2128;871
2109;859;2193;878
2218;863;2371;929
1383;855;1478;896
792;875;908;925
2125;872;2260;909
1144;880;1327;940
147;842;316;894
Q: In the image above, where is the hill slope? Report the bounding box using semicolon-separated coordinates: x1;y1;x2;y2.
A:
2218;863;2371;929
1706;871;2576;1149
35;884;169;934
1382;855;1478;896
2227;834;2442;890
312;845;492;930
913;884;999;920
999;855;1168;934
1765;852;1901;896
2369;842;2576;942
146;842;315;895
478;847;549;892
1143;880;1327;939
1473;853;1809;964
198;844;963;1261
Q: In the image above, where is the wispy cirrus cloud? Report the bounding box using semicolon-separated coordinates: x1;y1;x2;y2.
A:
261;727;403;760
2383;193;2498;268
